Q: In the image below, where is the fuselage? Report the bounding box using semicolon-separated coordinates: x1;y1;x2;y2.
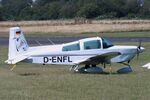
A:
24;37;144;65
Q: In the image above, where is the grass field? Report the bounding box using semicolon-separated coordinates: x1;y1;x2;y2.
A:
0;24;150;100
0;41;150;100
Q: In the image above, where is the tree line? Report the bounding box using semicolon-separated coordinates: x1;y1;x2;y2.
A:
0;0;150;21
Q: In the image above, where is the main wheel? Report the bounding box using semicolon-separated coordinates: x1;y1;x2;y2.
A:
75;65;103;74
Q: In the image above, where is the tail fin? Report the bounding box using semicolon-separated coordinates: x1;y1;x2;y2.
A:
5;27;29;64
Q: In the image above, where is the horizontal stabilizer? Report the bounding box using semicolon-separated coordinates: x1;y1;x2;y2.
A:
5;54;28;64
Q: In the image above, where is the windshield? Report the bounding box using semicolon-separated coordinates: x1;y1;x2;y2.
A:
102;38;113;49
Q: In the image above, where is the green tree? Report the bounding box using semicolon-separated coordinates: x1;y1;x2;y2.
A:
19;7;33;20
32;1;61;20
59;1;77;18
77;3;100;18
43;2;61;19
34;0;60;7
0;7;3;20
138;0;150;18
1;0;33;20
0;0;150;20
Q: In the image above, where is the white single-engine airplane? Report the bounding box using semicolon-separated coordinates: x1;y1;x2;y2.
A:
5;27;145;73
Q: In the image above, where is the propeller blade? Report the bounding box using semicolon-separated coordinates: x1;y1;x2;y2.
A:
137;40;142;60
138;40;142;49
137;48;139;60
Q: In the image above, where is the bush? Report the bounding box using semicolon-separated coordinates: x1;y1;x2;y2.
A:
96;12;117;20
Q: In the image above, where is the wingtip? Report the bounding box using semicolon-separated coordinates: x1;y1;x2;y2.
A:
142;63;150;69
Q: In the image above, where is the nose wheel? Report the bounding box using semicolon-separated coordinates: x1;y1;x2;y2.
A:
117;62;133;74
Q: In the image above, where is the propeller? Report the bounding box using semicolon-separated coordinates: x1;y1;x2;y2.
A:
137;40;142;60
138;40;142;49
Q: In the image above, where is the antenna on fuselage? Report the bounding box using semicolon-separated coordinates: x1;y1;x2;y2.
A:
48;38;55;45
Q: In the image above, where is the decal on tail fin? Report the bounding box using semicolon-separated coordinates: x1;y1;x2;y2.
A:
15;31;28;52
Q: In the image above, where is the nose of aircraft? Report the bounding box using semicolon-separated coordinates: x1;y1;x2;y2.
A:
138;47;145;53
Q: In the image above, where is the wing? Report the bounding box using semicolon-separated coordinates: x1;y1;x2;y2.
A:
74;52;121;65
